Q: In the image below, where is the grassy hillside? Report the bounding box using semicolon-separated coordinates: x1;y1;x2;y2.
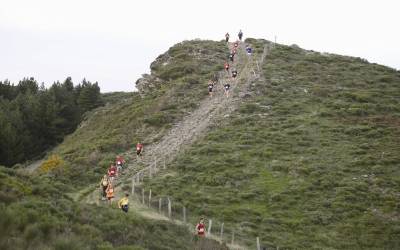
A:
142;39;400;249
48;40;227;187
1;40;234;250
0;166;208;250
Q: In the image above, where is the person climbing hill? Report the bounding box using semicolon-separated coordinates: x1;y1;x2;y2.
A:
108;164;117;181
196;218;206;237
99;175;109;200
115;155;125;173
224;82;231;98
106;182;114;205
118;193;129;213
224;62;230;73
225;32;230;43
246;45;253;55
229;52;234;62
238;29;243;41
136;142;144;157
208;80;214;97
233;41;239;48
231;69;238;79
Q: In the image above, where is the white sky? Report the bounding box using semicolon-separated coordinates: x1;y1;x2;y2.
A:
0;0;399;92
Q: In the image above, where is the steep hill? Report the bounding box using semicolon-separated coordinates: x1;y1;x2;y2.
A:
13;38;400;249
2;40;231;250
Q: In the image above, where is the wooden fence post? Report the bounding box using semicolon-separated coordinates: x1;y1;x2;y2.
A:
208;219;212;235
149;165;152;179
231;231;235;245
142;189;145;204
256;237;261;250
163;158;166;169
168;197;172;219
183;206;186;223
220;222;224;239
131;178;135;195
148;189;152;207
159;198;162;213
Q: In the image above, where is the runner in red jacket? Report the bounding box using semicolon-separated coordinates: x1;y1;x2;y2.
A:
108;164;117;181
196;218;206;237
224;62;230;72
115;155;125;174
136;142;144;157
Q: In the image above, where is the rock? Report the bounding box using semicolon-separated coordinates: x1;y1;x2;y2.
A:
135;74;165;97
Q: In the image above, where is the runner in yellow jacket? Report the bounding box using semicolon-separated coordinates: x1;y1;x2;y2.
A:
118;193;129;213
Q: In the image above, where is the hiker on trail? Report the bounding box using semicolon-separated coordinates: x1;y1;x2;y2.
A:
108;164;117;181
100;175;109;200
196;218;206;237
231;69;238;79
224;82;231;98
238;29;243;41
225;32;230;43
234;41;239;48
136;142;144;157
118;193;129;213
224;62;230;73
246;45;253;55
116;155;125;173
208;80;214;97
229;52;234;62
231;48;237;56
106;182;114;205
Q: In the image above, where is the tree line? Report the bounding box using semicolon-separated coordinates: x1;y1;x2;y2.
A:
0;77;103;167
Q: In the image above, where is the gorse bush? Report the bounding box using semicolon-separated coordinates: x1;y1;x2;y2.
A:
39;154;64;174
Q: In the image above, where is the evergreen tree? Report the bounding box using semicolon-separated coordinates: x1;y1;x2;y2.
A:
0;77;103;167
77;79;103;113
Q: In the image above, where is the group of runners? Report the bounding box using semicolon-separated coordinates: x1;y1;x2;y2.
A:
96;31;252;238
99;142;144;213
208;30;252;99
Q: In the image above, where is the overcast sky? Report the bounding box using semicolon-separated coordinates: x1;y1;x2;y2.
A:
1;0;399;92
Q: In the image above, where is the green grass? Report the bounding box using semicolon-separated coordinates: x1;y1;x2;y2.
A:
0;166;227;250
142;41;400;249
10;38;400;249
2;40;232;249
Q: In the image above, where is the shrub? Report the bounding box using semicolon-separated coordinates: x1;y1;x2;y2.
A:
39;155;64;174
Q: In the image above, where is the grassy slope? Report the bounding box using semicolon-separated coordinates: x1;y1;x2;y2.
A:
0;167;202;250
143;40;400;249
1;40;231;249
50;40;227;187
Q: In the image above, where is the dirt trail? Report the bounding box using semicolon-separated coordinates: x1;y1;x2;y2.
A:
82;41;271;250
